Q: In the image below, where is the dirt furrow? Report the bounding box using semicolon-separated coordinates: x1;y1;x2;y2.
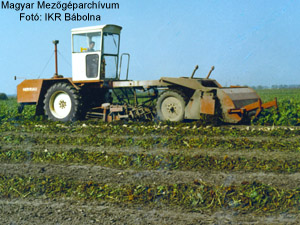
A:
0;198;299;225
2;130;300;142
1;142;299;161
1;162;300;189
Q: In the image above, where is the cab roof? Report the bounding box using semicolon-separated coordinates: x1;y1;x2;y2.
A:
71;24;122;34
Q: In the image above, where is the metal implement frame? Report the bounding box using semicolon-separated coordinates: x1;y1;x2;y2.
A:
228;97;278;118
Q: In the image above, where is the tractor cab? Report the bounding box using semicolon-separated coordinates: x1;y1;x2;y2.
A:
71;24;122;81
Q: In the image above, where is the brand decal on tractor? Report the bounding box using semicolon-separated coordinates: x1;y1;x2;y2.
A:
22;87;38;92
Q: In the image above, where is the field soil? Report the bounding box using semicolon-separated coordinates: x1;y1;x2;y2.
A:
1;124;300;224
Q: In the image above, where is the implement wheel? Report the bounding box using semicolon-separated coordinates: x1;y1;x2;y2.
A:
44;83;83;122
156;90;186;122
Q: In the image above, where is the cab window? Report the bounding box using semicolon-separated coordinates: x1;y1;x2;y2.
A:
73;32;101;53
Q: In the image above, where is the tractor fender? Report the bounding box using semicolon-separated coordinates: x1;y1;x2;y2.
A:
160;77;202;90
17;78;78;115
160;77;221;90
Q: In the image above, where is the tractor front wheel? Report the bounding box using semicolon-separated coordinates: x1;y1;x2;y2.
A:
156;90;186;122
44;83;83;122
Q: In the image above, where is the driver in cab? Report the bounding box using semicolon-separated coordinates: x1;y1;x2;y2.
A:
87;41;95;52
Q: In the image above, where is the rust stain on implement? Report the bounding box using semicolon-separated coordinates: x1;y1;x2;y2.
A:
200;95;215;115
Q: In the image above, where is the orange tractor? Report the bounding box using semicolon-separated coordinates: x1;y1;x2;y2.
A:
17;24;277;123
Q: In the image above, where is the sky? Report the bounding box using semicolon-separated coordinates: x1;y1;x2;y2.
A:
0;0;299;95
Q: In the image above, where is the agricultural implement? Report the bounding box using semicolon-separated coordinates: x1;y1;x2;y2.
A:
16;24;277;123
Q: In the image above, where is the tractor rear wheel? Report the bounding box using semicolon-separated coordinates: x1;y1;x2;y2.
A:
156;90;186;122
44;83;83;122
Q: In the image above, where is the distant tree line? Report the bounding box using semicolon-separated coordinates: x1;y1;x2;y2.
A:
0;93;8;100
251;85;300;90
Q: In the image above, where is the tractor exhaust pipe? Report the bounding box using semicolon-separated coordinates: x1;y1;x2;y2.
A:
52;40;59;78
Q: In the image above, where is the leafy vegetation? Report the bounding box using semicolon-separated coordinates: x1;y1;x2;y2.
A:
0;148;299;173
255;89;300;125
1;174;299;212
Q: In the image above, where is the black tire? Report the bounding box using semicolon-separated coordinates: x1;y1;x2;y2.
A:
43;83;83;122
18;103;24;113
156;90;186;122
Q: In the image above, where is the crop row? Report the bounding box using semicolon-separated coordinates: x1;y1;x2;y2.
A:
1;133;299;152
0;149;299;173
1;119;300;138
1;174;299;212
255;89;300;126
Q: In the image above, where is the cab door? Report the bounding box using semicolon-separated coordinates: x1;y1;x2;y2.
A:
101;32;120;80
